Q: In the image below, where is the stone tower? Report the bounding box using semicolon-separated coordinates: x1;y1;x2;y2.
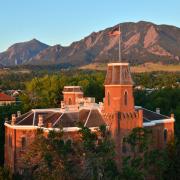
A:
104;63;134;113
103;62;143;166
62;86;83;106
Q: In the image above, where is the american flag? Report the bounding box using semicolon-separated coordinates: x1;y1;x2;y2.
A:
108;26;121;36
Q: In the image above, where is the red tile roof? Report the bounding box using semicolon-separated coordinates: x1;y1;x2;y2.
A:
0;93;15;101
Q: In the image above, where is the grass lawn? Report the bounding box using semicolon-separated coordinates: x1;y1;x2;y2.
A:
80;62;180;73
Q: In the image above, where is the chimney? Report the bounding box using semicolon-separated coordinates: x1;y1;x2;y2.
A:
99;102;104;113
17;111;21;117
5;117;8;123
11;114;16;125
171;113;174;120
156;108;160;114
138;109;143;127
47;122;52;128
38;114;44;127
61;101;65;109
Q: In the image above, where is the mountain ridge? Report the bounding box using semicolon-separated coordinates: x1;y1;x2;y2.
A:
1;21;180;66
0;39;49;66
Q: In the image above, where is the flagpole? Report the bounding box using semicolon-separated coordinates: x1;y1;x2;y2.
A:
119;23;122;84
119;24;121;62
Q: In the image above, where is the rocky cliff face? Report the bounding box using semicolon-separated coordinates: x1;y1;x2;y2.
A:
1;21;180;66
0;39;49;66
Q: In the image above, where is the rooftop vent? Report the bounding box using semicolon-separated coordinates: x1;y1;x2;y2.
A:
17;111;21;117
156;108;160;114
38;114;44;127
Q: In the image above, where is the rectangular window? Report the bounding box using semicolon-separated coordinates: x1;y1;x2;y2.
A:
9;135;12;148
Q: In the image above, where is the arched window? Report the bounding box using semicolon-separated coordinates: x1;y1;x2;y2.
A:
108;92;110;106
124;69;128;79
164;129;168;144
124;91;128;106
122;137;127;154
69;98;72;105
21;137;26;149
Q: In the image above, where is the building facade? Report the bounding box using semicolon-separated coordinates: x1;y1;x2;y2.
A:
4;62;175;172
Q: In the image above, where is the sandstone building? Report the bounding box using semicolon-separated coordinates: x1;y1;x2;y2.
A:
4;62;175;172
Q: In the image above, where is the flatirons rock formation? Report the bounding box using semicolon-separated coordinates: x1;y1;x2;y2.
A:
27;44;63;65
1;21;180;66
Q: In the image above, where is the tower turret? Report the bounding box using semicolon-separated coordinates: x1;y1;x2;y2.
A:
63;86;83;106
104;63;134;113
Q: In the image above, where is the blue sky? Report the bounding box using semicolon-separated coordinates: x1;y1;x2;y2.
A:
0;0;179;52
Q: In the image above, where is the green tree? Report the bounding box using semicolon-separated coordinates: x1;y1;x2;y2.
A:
20;75;63;111
19;125;119;180
20;128;80;180
79;125;119;180
0;104;23;165
121;127;168;180
121;128;152;180
0;166;12;180
162;139;180;180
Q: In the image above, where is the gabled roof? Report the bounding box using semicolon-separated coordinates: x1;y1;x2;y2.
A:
0;93;15;101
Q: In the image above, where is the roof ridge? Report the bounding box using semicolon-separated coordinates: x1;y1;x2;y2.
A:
17;112;33;125
84;108;92;127
53;112;64;127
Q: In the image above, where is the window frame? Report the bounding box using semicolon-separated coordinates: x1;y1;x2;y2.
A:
68;98;72;105
122;137;127;154
108;92;110;106
164;129;168;144
21;136;26;149
124;91;128;106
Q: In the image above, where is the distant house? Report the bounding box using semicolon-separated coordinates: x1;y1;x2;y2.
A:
6;90;22;97
0;93;16;106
